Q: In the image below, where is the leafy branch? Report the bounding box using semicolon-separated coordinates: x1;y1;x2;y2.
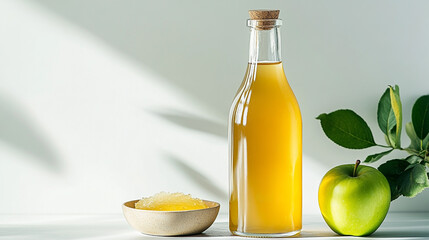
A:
316;85;429;201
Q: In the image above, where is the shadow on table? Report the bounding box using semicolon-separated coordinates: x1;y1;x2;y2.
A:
184;223;429;239
5;217;427;240
370;230;429;239
0;216;132;240
146;221;340;239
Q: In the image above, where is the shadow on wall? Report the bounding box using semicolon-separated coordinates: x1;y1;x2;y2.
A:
28;0;391;168
0;94;61;171
32;0;247;119
162;152;228;200
150;109;227;139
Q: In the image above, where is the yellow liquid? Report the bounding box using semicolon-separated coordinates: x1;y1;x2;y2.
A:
229;62;302;234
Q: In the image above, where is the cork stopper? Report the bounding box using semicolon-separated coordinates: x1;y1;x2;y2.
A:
248;10;280;30
249;10;280;20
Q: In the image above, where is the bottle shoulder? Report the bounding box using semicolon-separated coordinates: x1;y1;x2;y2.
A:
229;62;301;119
230;86;301;117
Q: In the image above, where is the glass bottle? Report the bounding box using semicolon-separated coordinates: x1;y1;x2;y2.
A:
228;10;302;237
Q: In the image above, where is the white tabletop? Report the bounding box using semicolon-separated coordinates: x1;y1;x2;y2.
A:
1;212;428;239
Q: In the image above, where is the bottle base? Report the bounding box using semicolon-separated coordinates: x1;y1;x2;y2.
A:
231;230;301;238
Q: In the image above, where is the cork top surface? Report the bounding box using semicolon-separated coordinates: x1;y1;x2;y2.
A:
249;10;280;20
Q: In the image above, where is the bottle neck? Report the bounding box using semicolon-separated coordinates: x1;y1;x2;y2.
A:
248;26;281;63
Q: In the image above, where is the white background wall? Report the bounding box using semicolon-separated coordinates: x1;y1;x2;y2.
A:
1;0;428;215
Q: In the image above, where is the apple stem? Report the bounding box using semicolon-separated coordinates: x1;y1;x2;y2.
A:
353;160;361;177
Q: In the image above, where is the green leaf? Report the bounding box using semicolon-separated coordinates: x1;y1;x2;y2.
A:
364;149;393;163
406;122;429;153
412;95;429;140
379;159;409;176
389;85;402;148
425;135;429;153
426;138;429;154
377;88;397;136
384;134;392;147
399;164;429;197
378;159;410;200
406;122;422;152
426;137;429;151
406;155;423;165
404;163;417;171
316;109;376;149
379;159;429;200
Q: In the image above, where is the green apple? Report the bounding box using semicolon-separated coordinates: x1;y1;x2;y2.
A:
318;160;390;236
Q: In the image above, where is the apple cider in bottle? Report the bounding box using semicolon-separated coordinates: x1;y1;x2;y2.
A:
229;10;302;237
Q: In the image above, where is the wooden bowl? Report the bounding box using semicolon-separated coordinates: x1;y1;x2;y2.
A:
122;199;220;236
